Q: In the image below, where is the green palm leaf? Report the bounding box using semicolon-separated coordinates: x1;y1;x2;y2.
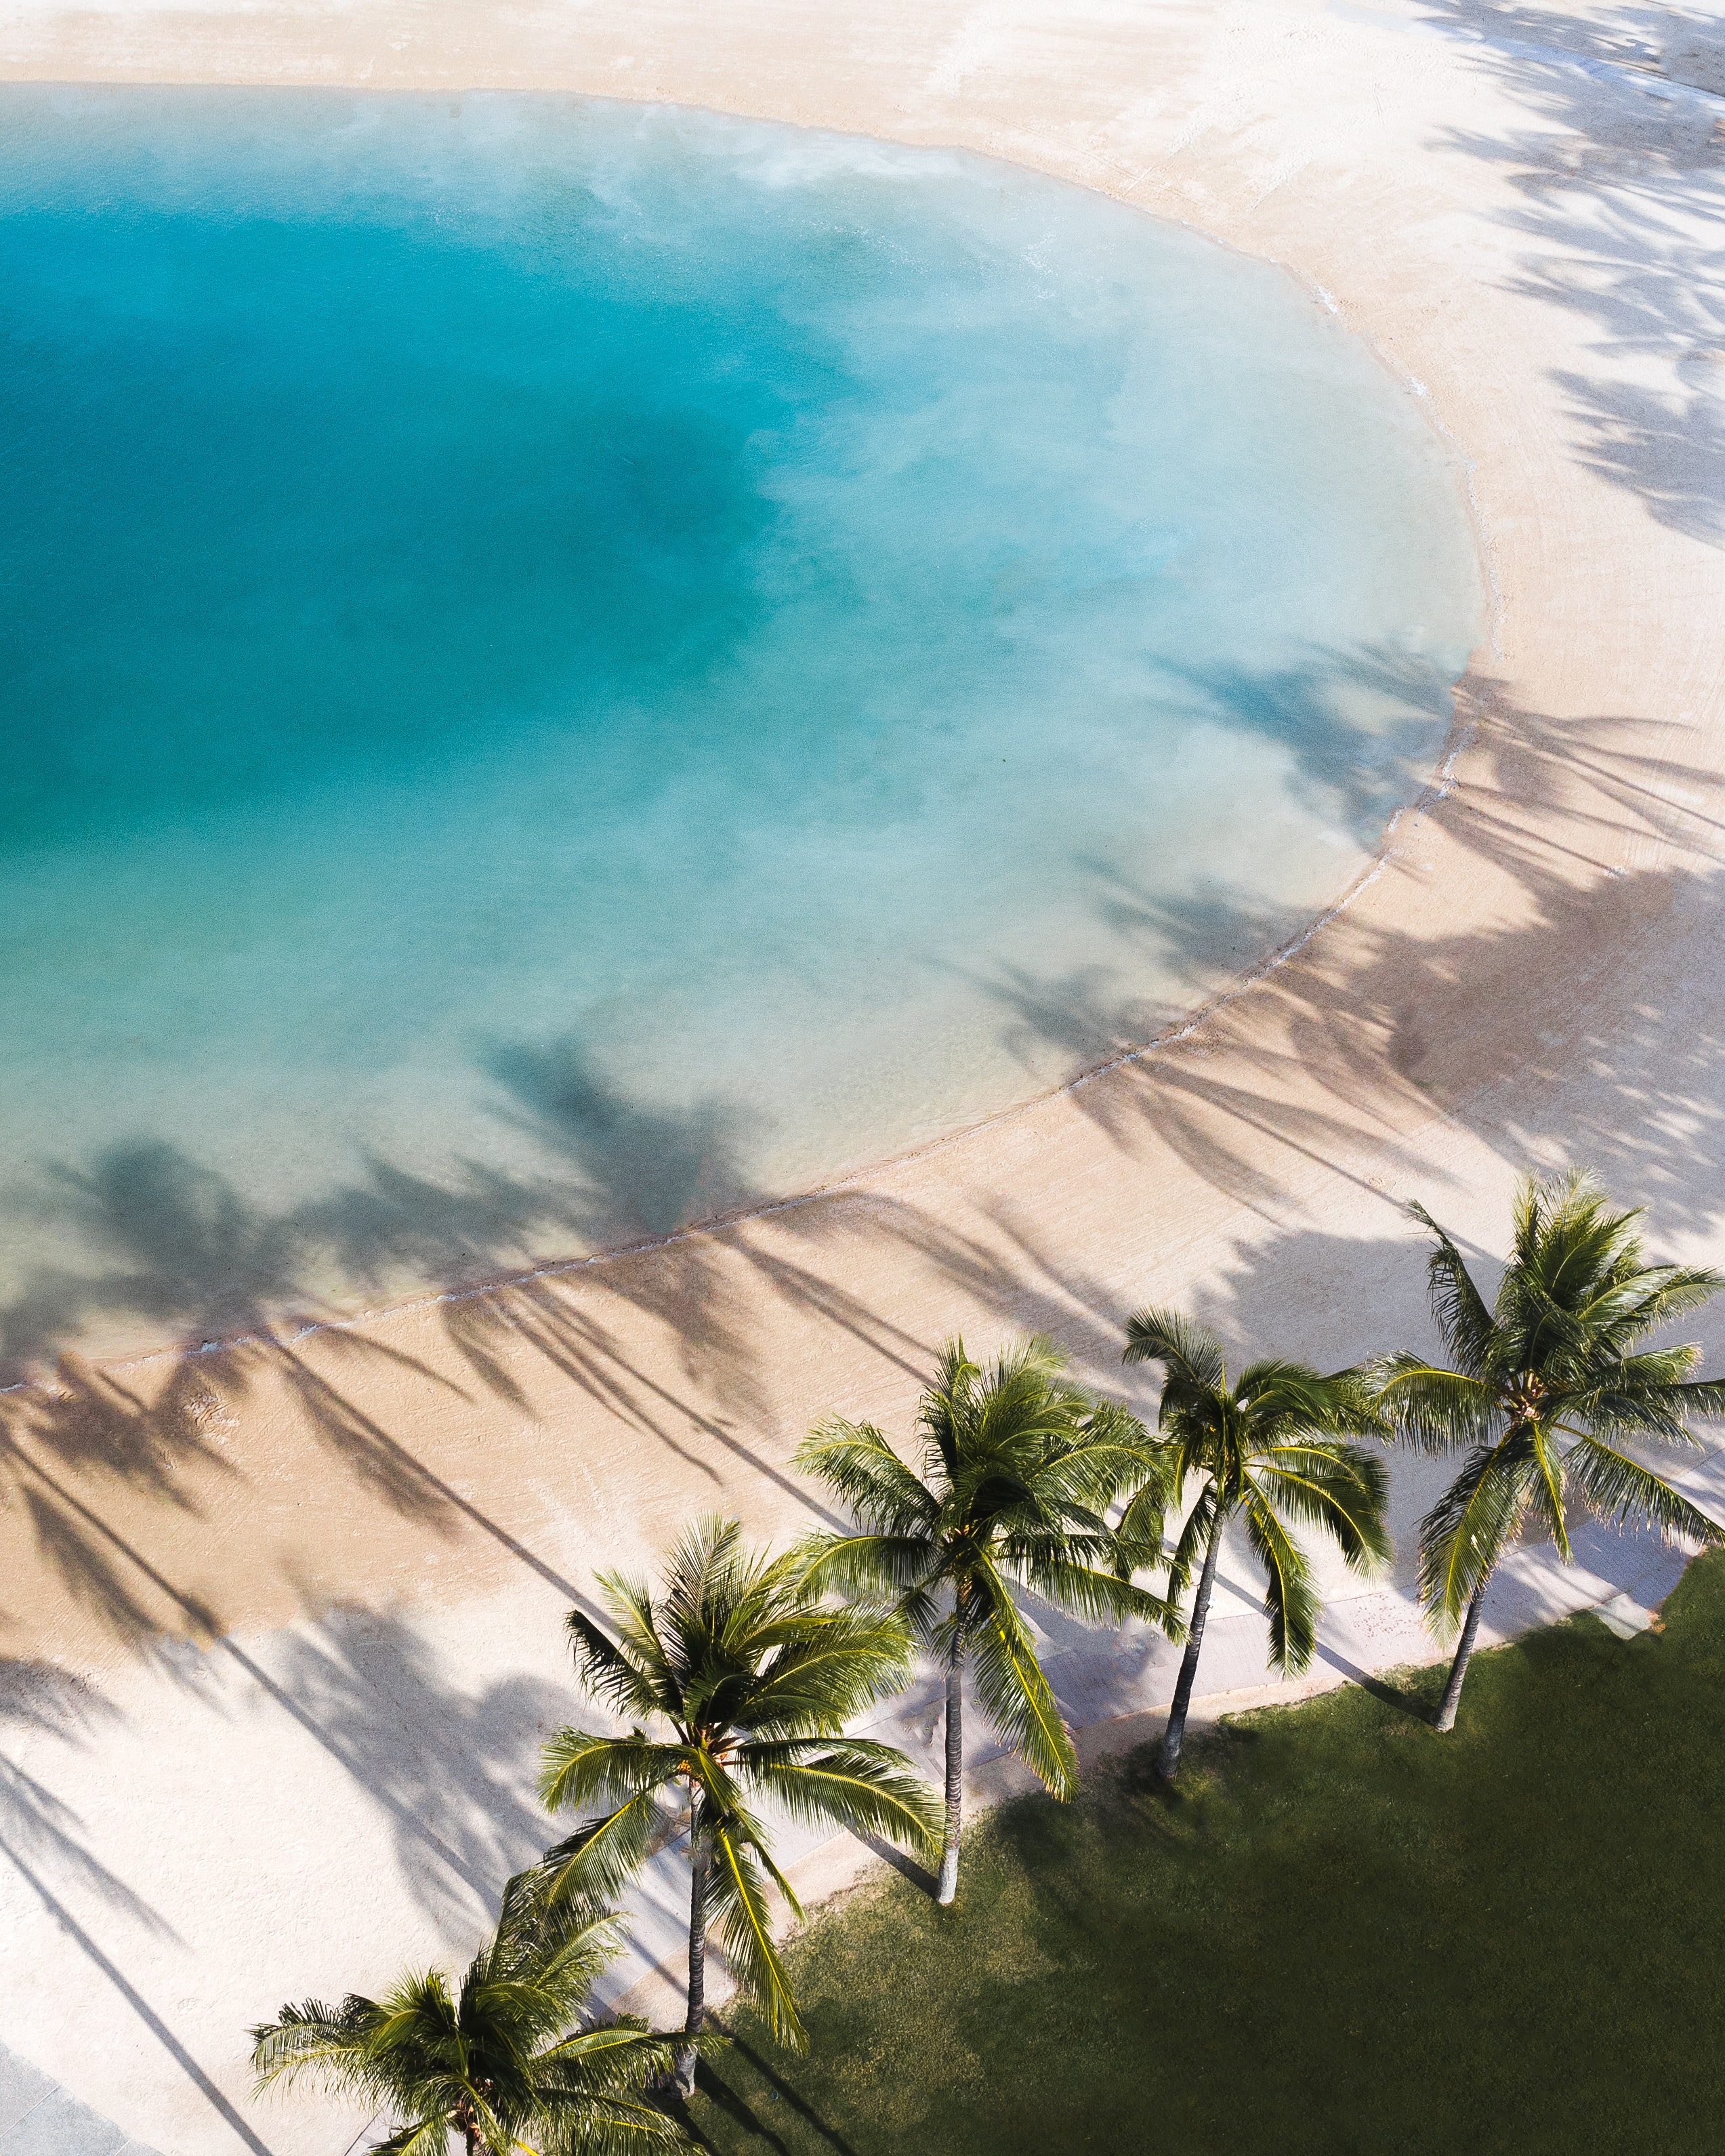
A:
738;1737;943;1856
793;1420;941;1536
535;1789;665;1906
1417;1433;1531;1627
1123;1306;1228;1394
1407;1200;1498;1377
251;1880;687;2155
1239;1484;1321;1672
1562;1436;1722;1543
1375;1174;1725;1728
707;1821;806;2053
968;1556;1077;1798
1251;1440;1392;1570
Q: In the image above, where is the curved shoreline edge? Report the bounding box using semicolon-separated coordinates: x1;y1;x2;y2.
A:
0;83;1495;1394
1;7;1722;2153
0;681;1481;1400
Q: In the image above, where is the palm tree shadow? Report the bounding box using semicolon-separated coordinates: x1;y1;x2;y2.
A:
697;2020;865;2156
1415;0;1725;544
977;671;1725;1236
1308;1644;1430;1720
849;1828;938;1898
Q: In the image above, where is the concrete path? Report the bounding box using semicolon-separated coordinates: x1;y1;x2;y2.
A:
0;2045;160;2156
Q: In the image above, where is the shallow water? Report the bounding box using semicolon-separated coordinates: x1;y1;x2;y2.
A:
0;87;1481;1367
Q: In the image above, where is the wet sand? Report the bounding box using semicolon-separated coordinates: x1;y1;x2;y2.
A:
1;3;1722;2150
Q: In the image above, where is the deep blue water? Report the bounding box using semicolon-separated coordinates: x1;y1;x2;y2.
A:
0;88;1481;1363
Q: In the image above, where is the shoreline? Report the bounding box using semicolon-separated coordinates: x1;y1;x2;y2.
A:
1;5;1723;2151
0;680;1480;1399
0;80;1495;1394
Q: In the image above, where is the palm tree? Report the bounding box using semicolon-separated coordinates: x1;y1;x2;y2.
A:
250;1869;684;2154
1122;1309;1390;1779
1372;1170;1725;1732
535;1516;939;2094
795;1334;1182;1905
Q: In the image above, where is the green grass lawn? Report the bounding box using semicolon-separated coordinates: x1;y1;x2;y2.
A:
686;1552;1725;2155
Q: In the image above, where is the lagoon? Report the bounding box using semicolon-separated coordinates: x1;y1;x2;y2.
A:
0;87;1481;1367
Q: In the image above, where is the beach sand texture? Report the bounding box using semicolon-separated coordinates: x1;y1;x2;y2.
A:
1;1;1723;2150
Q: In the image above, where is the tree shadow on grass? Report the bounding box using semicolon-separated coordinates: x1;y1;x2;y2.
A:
693;2018;865;2156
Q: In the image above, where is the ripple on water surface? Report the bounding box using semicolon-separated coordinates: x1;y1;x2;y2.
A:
0;87;1482;1365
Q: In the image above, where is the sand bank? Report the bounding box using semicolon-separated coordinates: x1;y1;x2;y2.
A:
1;1;1722;2149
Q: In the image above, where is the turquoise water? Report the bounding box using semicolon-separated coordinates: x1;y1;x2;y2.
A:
0;88;1481;1367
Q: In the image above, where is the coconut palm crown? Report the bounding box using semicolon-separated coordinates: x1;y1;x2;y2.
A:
249;1870;684;2155
795;1335;1183;1903
1372;1170;1725;1730
1123;1308;1390;1777
535;1516;939;2086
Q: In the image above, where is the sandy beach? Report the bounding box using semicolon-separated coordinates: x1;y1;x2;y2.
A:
1;1;1722;2149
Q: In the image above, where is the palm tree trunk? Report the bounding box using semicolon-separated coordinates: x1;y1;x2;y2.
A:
936;1636;965;1906
1432;1581;1489;1733
1159;1506;1226;1780
675;1828;709;2096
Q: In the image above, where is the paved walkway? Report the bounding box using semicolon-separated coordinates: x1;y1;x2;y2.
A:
0;2046;160;2156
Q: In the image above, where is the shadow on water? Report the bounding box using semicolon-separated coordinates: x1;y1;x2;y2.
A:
0;40;1716;2154
980;670;1725;1223
1;0;1722;1692
6;643;1725;1659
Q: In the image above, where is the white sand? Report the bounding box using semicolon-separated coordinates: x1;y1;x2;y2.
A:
1;2;1723;2149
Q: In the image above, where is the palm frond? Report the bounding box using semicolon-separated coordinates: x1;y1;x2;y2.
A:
588;1571;680;1714
739;1606;915;1734
1123;1306;1227;1396
366;2121;454;2156
1165;1485;1216;1594
250;1997;383;2098
707;1823;806;2053
1577;1373;1725;1448
1239;1489;1320;1673
1368;1354;1497;1454
528;2089;691;2156
1407;1201;1499;1376
1116;1447;1176;1560
566;1613;662;1722
535;1789;665;1905
919;1338;983;1478
1417;1434;1530;1628
966;1557;1077;1798
1007;1546;1184;1634
535;2023;682;2088
793;1420;940;1536
1249;1440;1391;1571
1562;1436;1725;1547
1575;1267;1725;1355
737;1738;942;1857
1524;1422;1573;1562
537;1732;686;1817
790;1529;936;1604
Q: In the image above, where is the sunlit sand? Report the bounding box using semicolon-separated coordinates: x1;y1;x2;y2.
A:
1;3;1721;2151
